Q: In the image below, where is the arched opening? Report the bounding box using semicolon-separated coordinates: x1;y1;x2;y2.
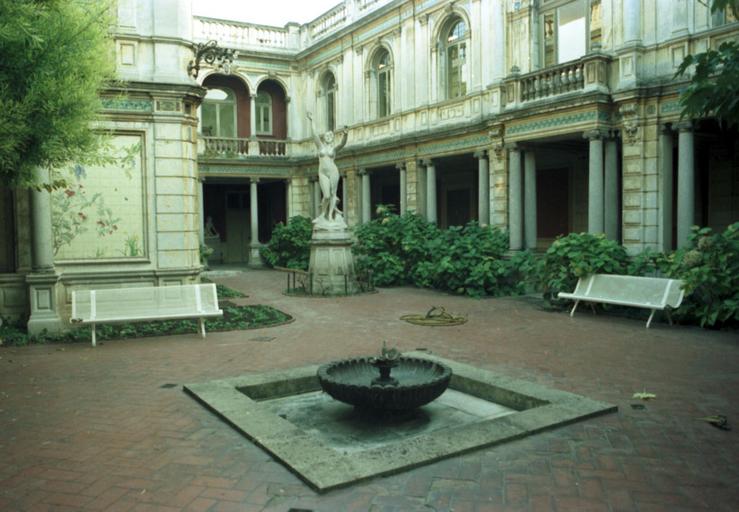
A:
440;17;468;100
321;72;337;132
373;48;392;118
201;74;251;138
256;79;288;156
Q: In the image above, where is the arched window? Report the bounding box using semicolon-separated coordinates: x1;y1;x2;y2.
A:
321;73;337;132
255;92;272;135
374;49;392;118
443;18;468;99
200;87;236;137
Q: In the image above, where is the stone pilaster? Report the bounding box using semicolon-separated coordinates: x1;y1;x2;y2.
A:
604;137;619;241
404;159;419;214
490;141;507;231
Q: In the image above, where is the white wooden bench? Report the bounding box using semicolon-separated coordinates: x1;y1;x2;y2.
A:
71;283;223;346
558;274;685;328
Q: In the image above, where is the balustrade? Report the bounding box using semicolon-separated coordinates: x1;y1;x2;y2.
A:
193;17;292;50
199;137;289;158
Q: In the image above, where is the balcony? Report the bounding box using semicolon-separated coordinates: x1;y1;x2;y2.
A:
199;137;290;159
503;53;611;108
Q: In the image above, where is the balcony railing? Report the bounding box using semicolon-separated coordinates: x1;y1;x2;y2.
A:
193;17;296;50
199;137;289;158
258;139;287;156
504;53;611;107
307;3;347;41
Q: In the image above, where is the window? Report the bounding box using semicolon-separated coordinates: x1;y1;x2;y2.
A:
255;92;272;135
200;88;236;137
442;18;468;99
711;5;738;26
322;73;337;132
542;0;602;67
375;49;392;117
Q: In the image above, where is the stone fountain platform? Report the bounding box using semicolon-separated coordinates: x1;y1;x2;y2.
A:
184;352;616;493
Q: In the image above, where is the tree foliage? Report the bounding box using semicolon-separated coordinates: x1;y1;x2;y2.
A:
675;0;739;128
0;0;115;188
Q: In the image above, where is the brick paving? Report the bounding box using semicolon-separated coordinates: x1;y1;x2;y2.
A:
1;269;738;512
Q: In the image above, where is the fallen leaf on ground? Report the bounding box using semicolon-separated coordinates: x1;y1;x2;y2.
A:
632;392;657;400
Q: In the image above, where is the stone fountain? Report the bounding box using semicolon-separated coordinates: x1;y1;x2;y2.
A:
317;343;453;411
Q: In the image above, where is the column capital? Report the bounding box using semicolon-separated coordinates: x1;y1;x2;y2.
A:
420;158;434;167
250;177;260;184
505;142;520;152
358;168;368;176
583;129;608;140
676;120;693;133
473;149;487;160
395;162;406;171
661;123;675;135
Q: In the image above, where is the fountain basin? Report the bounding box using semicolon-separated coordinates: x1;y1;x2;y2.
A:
317;356;452;410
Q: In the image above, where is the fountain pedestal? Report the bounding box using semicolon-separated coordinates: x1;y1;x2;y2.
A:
308;214;359;295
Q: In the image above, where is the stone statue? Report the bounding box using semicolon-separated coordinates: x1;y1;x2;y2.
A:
307;112;348;226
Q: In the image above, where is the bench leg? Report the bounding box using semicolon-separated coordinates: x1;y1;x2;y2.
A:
665;309;673;326
199;318;206;338
91;325;96;347
570;300;580;317
646;309;656;329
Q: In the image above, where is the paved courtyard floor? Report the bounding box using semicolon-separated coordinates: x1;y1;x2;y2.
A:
1;269;738;512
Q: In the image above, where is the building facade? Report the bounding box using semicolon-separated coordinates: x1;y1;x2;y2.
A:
1;0;737;329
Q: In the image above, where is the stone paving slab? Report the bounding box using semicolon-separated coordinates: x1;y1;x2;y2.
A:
184;353;616;492
1;268;738;511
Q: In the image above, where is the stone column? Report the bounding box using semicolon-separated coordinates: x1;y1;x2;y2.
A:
340;173;348;221
524;150;537;250
623;0;641;44
27;167;63;335
677;122;695;249
424;159;437;224
198;177;205;245
585;130;605;234
360;168;371;223
604;137;619;241
397;163;407;214
508;145;523;250
475;150;490;226
248;178;263;267
248;93;258;156
660;126;674;251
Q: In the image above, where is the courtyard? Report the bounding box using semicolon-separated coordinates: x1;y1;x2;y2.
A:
1;269;737;512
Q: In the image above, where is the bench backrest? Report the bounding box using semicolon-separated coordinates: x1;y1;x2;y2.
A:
574;274;685;308
72;283;220;321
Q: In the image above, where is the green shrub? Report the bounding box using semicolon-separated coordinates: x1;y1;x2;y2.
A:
353;207;436;286
539;232;629;304
410;222;513;297
260;216;312;270
667;223;739;327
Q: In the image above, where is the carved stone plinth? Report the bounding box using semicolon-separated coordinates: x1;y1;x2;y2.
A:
308;217;359;295
26;272;63;335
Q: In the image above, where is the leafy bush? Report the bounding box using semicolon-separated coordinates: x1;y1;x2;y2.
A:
410;223;513;297
353;207;527;297
353;207;437;286
260;216;312;270
667;223;739;327
538;232;629;304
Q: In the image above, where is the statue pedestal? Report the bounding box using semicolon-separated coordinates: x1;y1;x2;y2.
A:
308;215;359;295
